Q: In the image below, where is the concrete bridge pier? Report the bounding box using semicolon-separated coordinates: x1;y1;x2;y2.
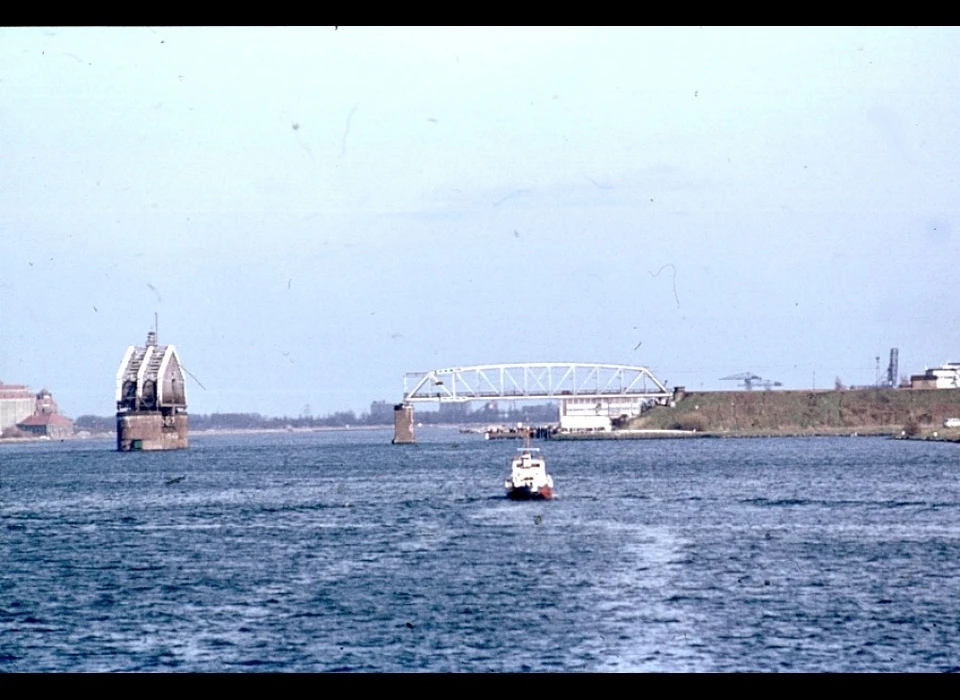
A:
392;403;416;444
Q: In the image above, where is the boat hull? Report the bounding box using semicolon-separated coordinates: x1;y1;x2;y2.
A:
506;485;554;501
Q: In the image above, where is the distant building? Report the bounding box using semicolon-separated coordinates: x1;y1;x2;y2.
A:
559;396;653;431
16;388;74;439
115;330;188;451
438;401;468;421
910;362;960;390
0;381;38;433
369;400;395;424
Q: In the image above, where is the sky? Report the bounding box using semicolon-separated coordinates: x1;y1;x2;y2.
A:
1;26;958;419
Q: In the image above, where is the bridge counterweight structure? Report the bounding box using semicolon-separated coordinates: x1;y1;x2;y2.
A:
392;362;672;444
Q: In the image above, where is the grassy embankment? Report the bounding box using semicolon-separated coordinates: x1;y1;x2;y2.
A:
625;388;960;441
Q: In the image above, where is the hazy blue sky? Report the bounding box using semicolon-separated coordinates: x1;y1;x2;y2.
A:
1;26;958;418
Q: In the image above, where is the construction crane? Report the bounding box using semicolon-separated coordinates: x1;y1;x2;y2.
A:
720;372;780;391
721;372;761;390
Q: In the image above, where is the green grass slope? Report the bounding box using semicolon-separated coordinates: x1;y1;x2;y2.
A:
627;388;960;437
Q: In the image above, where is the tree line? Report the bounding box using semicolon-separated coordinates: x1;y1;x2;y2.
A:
73;403;560;434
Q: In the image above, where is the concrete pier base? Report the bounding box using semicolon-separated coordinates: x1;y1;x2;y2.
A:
392;403;415;444
117;411;188;451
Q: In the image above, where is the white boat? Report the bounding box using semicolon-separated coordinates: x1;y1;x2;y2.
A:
504;435;555;500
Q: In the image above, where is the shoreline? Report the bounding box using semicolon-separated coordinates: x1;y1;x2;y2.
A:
4;425;958;445
549;427;960;443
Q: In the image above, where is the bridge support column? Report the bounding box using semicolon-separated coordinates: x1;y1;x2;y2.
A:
392;403;416;444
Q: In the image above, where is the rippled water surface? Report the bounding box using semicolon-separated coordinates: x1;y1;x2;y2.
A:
2;429;959;672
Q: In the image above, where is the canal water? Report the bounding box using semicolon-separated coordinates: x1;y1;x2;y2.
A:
2;428;958;672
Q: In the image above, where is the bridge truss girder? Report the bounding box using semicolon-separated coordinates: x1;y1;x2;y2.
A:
402;362;671;404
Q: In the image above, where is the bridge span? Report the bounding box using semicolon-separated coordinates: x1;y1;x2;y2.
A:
393;362;673;443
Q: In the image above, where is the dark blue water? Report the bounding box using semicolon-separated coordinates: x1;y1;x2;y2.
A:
2;428;959;672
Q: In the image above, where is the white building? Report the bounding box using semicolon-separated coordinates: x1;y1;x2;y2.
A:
559;396;653;431
920;362;960;389
0;382;35;433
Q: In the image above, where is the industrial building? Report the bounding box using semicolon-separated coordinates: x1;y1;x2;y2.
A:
1;383;74;439
558;395;656;432
910;362;960;390
0;381;35;433
16;388;75;439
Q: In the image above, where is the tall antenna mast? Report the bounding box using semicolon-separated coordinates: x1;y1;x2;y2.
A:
155;312;159;344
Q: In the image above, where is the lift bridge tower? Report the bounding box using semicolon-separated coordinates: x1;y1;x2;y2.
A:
886;348;899;388
876;348;899;388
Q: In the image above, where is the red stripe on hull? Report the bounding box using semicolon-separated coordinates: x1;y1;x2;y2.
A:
506;486;554;501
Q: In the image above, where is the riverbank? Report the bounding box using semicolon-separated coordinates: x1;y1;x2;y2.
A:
4;416;959;445
549;426;960;442
623;387;960;441
0;423;423;446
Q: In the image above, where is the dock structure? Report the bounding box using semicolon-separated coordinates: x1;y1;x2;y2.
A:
115;330;188;451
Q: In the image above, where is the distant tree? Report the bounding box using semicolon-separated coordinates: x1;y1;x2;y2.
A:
320;410;357;426
74;414;115;433
835;377;846;391
193;413;266;430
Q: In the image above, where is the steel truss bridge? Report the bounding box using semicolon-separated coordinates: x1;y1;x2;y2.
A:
401;362;672;404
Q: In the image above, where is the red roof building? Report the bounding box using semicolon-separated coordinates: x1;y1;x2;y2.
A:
15;388;75;439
